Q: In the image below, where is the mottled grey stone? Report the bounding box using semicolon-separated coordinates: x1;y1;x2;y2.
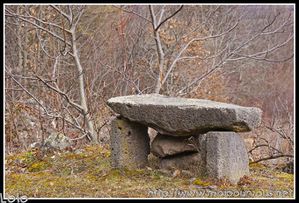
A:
160;152;206;176
43;132;72;150
206;131;249;184
107;94;262;136
110;117;150;169
282;161;294;174
151;133;197;158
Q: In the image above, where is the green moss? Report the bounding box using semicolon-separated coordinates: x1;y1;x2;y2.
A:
115;118;130;135
193;178;211;187
5;145;295;198
110;169;121;177
28;161;51;172
276;172;294;182
249;162;266;169
62;152;87;160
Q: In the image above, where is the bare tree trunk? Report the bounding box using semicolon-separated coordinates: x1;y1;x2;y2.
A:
149;5;165;94
71;29;97;143
153;30;164;94
6;5;99;143
17;6;22;74
149;5;183;94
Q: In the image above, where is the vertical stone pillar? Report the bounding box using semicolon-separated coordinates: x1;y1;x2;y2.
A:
110;116;150;169
205;131;249;184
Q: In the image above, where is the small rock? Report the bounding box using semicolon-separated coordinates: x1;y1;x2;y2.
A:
146;166;153;171
43;132;72;151
160;152;205;176
151;133;197;158
30;142;41;149
282;161;294;174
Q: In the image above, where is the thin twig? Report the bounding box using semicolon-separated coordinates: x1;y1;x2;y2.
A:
251;154;293;164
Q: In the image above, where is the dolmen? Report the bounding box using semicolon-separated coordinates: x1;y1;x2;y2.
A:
107;94;262;184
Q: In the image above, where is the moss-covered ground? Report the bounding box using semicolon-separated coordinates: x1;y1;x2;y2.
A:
4;145;294;198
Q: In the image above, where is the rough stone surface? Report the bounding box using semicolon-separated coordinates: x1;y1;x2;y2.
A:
110;117;150;169
205;131;249;184
151;133;197;158
282;161;294;174
107;94;262;136
148;127;158;144
160;152;206;176
43;132;72;150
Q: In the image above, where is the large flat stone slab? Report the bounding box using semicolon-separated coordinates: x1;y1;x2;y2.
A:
107;94;262;136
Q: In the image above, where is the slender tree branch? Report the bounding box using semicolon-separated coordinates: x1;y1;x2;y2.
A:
35;75;84;113
5;12;72;46
6;9;71;33
113;5;152;23
251;154;293;164
248;144;283;154
50;5;72;23
155;5;183;31
5;68;49;114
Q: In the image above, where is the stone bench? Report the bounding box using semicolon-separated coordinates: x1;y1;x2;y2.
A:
107;94;262;184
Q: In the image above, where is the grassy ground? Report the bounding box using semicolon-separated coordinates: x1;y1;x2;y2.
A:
4;145;294;199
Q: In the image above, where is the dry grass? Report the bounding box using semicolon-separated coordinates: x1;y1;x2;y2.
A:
4;145;294;198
